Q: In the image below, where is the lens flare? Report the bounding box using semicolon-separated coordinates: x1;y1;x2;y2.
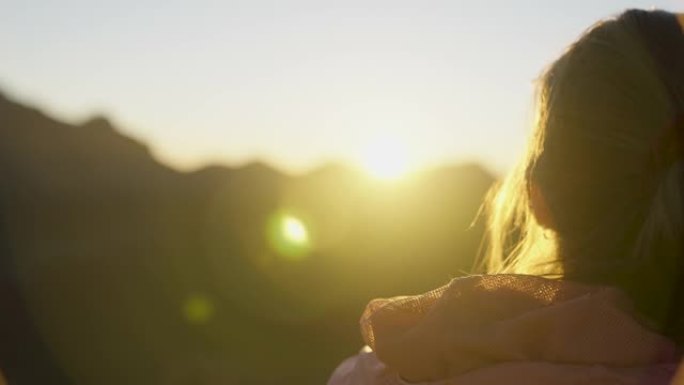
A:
183;295;214;325
283;216;309;244
267;212;312;261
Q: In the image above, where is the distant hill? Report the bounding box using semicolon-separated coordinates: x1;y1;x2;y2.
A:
0;91;496;385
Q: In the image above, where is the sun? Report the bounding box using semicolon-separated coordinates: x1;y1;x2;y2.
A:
360;137;411;180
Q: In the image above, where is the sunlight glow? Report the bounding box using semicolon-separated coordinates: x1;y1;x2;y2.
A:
361;137;411;181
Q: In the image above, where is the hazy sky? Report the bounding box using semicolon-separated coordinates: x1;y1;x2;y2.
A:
1;0;681;174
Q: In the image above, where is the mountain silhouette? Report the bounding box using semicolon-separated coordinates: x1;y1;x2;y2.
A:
0;91;496;385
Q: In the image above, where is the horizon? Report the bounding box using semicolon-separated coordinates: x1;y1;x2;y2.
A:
1;0;680;175
2;88;499;178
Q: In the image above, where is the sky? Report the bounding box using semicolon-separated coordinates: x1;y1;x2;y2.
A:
1;0;681;175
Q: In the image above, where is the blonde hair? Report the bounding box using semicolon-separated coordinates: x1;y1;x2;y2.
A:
479;9;684;334
480;79;557;276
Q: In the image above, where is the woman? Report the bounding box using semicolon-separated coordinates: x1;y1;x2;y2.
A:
329;9;684;385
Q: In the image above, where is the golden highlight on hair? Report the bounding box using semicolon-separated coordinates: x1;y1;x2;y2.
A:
479;69;557;277
478;9;684;337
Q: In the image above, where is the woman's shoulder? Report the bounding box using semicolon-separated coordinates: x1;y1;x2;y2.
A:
329;274;680;385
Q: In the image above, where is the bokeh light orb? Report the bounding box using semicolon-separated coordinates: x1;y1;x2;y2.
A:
283;216;309;244
267;212;312;261
182;295;214;325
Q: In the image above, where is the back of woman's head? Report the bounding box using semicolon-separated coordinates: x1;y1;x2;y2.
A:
484;10;684;339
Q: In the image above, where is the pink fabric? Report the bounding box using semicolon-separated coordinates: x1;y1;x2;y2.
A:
329;275;682;385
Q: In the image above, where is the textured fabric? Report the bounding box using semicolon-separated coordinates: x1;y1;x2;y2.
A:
329;275;681;385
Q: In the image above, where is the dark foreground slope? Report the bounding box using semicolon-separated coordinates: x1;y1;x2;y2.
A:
0;92;495;385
